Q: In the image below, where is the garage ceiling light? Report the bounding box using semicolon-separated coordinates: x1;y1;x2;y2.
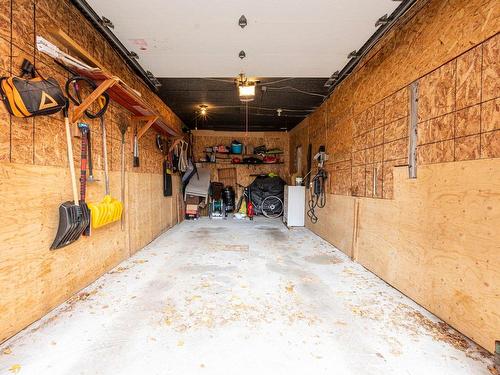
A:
236;73;256;102
238;84;255;102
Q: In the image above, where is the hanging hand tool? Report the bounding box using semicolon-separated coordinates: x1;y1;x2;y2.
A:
78;122;92;236
161;136;172;197
86;129;98;182
65;75;108;180
51;102;89;249
87;115;123;228
118;120;129;230
133;124;140;167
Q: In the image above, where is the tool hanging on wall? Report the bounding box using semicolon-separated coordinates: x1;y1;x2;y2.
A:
172;142;179;173
118;120;129;230
178;140;189;172
51;102;90;250
86;130;98;182
88;115;123;229
305;145;328;224
65;76;108;183
77;122;92;236
156;134;171;194
133;124;140;167
66;75;123;229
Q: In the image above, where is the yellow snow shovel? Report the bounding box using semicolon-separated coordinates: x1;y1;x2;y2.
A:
88;115;123;229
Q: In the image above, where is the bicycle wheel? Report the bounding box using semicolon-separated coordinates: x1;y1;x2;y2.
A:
261;196;283;218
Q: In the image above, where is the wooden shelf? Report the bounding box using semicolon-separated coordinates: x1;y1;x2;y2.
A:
197;161;284;166
47;28;179;138
69;69;178;136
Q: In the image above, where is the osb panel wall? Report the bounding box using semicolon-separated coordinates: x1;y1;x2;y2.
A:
288;118;309;177
290;0;499;200
417;38;500;165
0;164;179;343
192;130;290;189
0;0;183;166
356;159;500;354
0;0;182;343
289;0;499;353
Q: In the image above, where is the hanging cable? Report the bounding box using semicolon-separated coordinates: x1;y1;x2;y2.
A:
265;86;326;98
261;77;295;86
201;77;236;84
207;105;315;113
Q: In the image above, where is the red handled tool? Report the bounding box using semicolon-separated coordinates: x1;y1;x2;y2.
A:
78;122;91;236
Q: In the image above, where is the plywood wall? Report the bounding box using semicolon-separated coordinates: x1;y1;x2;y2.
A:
356;159;500;354
192;130;290;192
0;0;183;343
289;0;500;352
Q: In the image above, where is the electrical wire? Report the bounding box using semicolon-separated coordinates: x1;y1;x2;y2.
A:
201;77;297;86
252;113;307;118
260;77;295;86
201;77;236;84
265;86;327;98
207;105;315;113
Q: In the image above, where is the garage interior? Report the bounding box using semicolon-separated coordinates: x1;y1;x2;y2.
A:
0;0;498;374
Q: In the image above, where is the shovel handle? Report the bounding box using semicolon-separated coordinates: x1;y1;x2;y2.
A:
79;126;88;202
65;116;79;206
101;117;110;195
87;130;94;179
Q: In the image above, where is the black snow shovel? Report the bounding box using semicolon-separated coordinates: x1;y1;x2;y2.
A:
50;103;89;250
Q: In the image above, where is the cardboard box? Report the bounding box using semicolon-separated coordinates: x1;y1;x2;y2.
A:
186;204;199;214
185;195;200;204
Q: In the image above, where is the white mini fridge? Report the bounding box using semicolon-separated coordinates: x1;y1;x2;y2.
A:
283;185;305;227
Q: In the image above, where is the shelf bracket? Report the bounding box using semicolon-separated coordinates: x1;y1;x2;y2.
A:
70;78;119;123
134;115;159;140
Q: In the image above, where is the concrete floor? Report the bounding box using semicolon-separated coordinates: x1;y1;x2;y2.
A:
0;217;495;375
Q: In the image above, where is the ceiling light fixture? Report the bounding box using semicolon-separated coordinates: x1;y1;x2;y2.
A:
238;15;247;28
199;105;208;116
239;84;255;102
239;50;246;59
236;73;256;102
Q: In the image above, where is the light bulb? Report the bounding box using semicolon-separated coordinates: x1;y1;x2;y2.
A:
238;84;255;102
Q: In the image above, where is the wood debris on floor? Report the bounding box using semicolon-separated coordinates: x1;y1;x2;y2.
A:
0;217;495;375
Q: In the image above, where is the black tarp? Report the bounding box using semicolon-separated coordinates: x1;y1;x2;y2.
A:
248;175;286;215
